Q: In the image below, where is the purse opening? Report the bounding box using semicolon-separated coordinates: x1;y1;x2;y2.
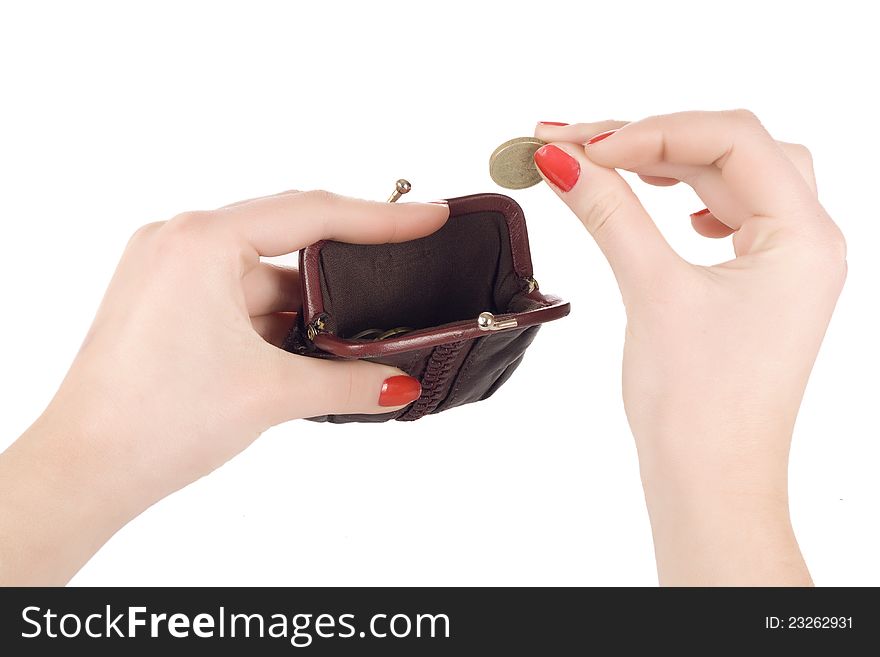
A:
317;210;526;339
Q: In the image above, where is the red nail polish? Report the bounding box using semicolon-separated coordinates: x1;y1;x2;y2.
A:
690;208;711;217
538;121;569;126
378;375;421;407
533;144;580;192
586;129;617;145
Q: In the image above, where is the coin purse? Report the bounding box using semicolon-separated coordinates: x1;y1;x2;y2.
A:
282;193;570;422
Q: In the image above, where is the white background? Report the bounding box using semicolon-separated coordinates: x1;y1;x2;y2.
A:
0;1;877;586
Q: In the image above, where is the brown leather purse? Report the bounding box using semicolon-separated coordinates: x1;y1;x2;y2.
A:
282;193;570;422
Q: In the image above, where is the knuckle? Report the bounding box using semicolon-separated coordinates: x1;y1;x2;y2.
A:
677;166;706;187
786;142;814;170
815;249;848;287
815;216;847;258
165;210;213;234
147;211;216;263
796;222;848;280
344;363;357;411
127;221;164;246
788;142;813;161
824;227;848;272
302;189;339;206
313;361;359;415
158;210;215;243
579;191;625;240
725;108;762;126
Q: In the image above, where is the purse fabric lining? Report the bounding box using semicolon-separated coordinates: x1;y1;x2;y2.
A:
317;211;522;338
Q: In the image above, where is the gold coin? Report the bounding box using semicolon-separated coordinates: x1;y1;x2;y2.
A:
489;137;547;189
350;328;384;340
376;326;413;340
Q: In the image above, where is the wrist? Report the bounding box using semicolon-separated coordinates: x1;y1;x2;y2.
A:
30;400;155;516
633;430;810;586
0;407;149;584
644;485;808;586
637;430;793;537
633;416;793;495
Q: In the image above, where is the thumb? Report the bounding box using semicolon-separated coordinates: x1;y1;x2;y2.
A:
264;353;422;423
534;142;681;294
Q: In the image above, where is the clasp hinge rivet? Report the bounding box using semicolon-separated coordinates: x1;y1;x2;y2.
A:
477;311;518;331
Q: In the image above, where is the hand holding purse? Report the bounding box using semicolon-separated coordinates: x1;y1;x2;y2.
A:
284;191;569;422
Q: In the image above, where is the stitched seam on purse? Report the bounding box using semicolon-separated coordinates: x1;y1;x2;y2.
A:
389;348;431;420
399;341;467;421
445;334;492;409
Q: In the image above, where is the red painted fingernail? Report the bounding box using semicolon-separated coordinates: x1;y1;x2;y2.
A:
538;121;569;126
378;375;421;407
586;129;618;145
533;144;580;192
690;208;711;217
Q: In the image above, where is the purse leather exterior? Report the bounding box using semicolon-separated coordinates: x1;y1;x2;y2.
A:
283;193;570;422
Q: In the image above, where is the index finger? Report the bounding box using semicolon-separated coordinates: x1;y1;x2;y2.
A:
217;190;449;257
584;110;817;221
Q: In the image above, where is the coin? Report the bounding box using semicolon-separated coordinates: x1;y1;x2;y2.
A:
489;137;547;189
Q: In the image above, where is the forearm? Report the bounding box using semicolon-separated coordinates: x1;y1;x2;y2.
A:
0;413;138;586
637;433;811;586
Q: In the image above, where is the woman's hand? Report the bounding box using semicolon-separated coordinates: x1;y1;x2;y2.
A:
534;111;846;585
0;191;448;585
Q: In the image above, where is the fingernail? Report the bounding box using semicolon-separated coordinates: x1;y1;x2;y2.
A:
586;129;617;145
533;144;581;192
538;121;569;126
690;208;711;217
378;375;421;407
